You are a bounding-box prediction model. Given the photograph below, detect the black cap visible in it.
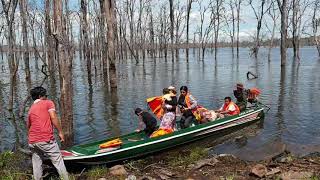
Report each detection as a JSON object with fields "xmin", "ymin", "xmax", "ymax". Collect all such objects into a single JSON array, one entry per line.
[{"xmin": 134, "ymin": 108, "xmax": 143, "ymax": 115}]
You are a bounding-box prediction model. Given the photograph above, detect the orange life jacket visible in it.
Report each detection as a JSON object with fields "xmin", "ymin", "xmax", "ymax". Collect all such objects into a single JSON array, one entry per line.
[
  {"xmin": 146, "ymin": 92, "xmax": 176, "ymax": 119},
  {"xmin": 248, "ymin": 88, "xmax": 261, "ymax": 100},
  {"xmin": 146, "ymin": 96, "xmax": 164, "ymax": 119},
  {"xmin": 185, "ymin": 93, "xmax": 203, "ymax": 120},
  {"xmin": 222, "ymin": 101, "xmax": 240, "ymax": 116}
]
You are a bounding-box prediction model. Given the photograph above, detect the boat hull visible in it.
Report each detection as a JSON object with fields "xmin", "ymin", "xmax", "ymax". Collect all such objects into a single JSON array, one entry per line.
[{"xmin": 64, "ymin": 107, "xmax": 264, "ymax": 165}]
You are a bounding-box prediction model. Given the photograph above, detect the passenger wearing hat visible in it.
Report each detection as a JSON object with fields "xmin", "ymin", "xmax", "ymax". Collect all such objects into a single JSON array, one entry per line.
[
  {"xmin": 233, "ymin": 83, "xmax": 248, "ymax": 111},
  {"xmin": 168, "ymin": 85, "xmax": 177, "ymax": 95},
  {"xmin": 134, "ymin": 108, "xmax": 157, "ymax": 137},
  {"xmin": 159, "ymin": 87, "xmax": 177, "ymax": 131}
]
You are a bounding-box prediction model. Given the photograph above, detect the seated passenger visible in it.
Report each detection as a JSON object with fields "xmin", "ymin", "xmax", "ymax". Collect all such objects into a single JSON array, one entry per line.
[
  {"xmin": 159, "ymin": 88, "xmax": 177, "ymax": 131},
  {"xmin": 134, "ymin": 108, "xmax": 157, "ymax": 137},
  {"xmin": 178, "ymin": 86, "xmax": 199, "ymax": 129},
  {"xmin": 216, "ymin": 97, "xmax": 240, "ymax": 118},
  {"xmin": 233, "ymin": 83, "xmax": 247, "ymax": 112},
  {"xmin": 198, "ymin": 108, "xmax": 218, "ymax": 123},
  {"xmin": 247, "ymin": 87, "xmax": 261, "ymax": 104}
]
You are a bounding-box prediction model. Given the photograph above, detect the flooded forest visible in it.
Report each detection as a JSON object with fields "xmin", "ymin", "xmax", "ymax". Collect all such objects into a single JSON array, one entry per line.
[{"xmin": 1, "ymin": 0, "xmax": 320, "ymax": 161}]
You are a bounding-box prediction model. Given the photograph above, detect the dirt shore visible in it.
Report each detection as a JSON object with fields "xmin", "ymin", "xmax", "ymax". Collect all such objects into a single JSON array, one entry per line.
[{"xmin": 1, "ymin": 146, "xmax": 319, "ymax": 180}]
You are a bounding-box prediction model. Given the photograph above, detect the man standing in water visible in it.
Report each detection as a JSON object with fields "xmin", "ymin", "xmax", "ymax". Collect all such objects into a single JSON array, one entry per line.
[{"xmin": 27, "ymin": 86, "xmax": 69, "ymax": 180}]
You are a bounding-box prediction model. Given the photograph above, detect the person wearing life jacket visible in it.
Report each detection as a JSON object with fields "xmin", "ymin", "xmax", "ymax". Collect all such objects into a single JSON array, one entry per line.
[
  {"xmin": 233, "ymin": 83, "xmax": 248, "ymax": 112},
  {"xmin": 247, "ymin": 87, "xmax": 261, "ymax": 104},
  {"xmin": 216, "ymin": 97, "xmax": 240, "ymax": 118},
  {"xmin": 178, "ymin": 86, "xmax": 199, "ymax": 129},
  {"xmin": 150, "ymin": 88, "xmax": 177, "ymax": 138},
  {"xmin": 159, "ymin": 87, "xmax": 177, "ymax": 131}
]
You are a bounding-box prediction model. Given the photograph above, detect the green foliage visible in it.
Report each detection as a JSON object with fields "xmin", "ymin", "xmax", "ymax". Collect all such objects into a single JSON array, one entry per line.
[
  {"xmin": 225, "ymin": 174, "xmax": 235, "ymax": 180},
  {"xmin": 86, "ymin": 166, "xmax": 108, "ymax": 179},
  {"xmin": 168, "ymin": 147, "xmax": 208, "ymax": 167},
  {"xmin": 309, "ymin": 175, "xmax": 320, "ymax": 180},
  {"xmin": 0, "ymin": 151, "xmax": 32, "ymax": 180},
  {"xmin": 0, "ymin": 151, "xmax": 14, "ymax": 168}
]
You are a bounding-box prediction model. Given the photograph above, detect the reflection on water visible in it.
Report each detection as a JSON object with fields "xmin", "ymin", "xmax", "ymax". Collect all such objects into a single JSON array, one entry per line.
[{"xmin": 1, "ymin": 47, "xmax": 320, "ymax": 160}]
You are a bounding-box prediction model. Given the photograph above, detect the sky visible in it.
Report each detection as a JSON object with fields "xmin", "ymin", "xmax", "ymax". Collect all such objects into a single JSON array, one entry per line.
[
  {"xmin": 66, "ymin": 0, "xmax": 274, "ymax": 42},
  {"xmin": 0, "ymin": 0, "xmax": 316, "ymax": 45}
]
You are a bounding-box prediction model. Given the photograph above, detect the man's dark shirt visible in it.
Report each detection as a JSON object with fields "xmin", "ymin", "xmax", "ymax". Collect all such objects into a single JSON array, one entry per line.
[
  {"xmin": 141, "ymin": 111, "xmax": 157, "ymax": 131},
  {"xmin": 233, "ymin": 89, "xmax": 247, "ymax": 103}
]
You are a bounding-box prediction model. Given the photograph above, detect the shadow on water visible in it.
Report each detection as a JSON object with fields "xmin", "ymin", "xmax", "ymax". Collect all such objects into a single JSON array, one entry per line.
[
  {"xmin": 86, "ymin": 85, "xmax": 96, "ymax": 137},
  {"xmin": 102, "ymin": 82, "xmax": 121, "ymax": 137}
]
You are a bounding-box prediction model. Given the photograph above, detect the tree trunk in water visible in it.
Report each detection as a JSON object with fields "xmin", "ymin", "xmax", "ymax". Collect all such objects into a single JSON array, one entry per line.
[
  {"xmin": 81, "ymin": 0, "xmax": 92, "ymax": 85},
  {"xmin": 312, "ymin": 1, "xmax": 320, "ymax": 57},
  {"xmin": 169, "ymin": 0, "xmax": 174, "ymax": 61},
  {"xmin": 45, "ymin": 0, "xmax": 55, "ymax": 74},
  {"xmin": 279, "ymin": 0, "xmax": 288, "ymax": 66},
  {"xmin": 19, "ymin": 0, "xmax": 31, "ymax": 90},
  {"xmin": 292, "ymin": 0, "xmax": 300, "ymax": 61},
  {"xmin": 236, "ymin": 0, "xmax": 241, "ymax": 58},
  {"xmin": 53, "ymin": 0, "xmax": 74, "ymax": 148},
  {"xmin": 105, "ymin": 0, "xmax": 117, "ymax": 88},
  {"xmin": 1, "ymin": 0, "xmax": 19, "ymax": 111},
  {"xmin": 186, "ymin": 0, "xmax": 192, "ymax": 62},
  {"xmin": 268, "ymin": 19, "xmax": 276, "ymax": 61},
  {"xmin": 99, "ymin": 0, "xmax": 107, "ymax": 73},
  {"xmin": 214, "ymin": 0, "xmax": 222, "ymax": 60}
]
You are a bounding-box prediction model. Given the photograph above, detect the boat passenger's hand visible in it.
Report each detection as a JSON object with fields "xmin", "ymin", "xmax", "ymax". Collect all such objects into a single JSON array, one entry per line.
[
  {"xmin": 59, "ymin": 132, "xmax": 65, "ymax": 143},
  {"xmin": 135, "ymin": 129, "xmax": 141, "ymax": 133}
]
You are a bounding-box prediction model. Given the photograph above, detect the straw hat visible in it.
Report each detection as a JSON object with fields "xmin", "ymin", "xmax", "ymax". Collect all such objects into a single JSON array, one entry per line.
[
  {"xmin": 236, "ymin": 83, "xmax": 244, "ymax": 89},
  {"xmin": 168, "ymin": 86, "xmax": 176, "ymax": 90}
]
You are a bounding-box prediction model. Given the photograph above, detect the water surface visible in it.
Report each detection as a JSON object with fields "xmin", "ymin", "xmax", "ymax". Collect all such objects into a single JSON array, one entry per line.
[{"xmin": 1, "ymin": 47, "xmax": 319, "ymax": 160}]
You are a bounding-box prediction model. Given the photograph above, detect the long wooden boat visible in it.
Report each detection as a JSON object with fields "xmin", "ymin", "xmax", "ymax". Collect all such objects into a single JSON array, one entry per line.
[{"xmin": 62, "ymin": 105, "xmax": 265, "ymax": 165}]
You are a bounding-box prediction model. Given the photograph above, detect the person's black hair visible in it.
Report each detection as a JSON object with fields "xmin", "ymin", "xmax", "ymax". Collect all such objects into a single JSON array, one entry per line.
[
  {"xmin": 134, "ymin": 108, "xmax": 143, "ymax": 115},
  {"xmin": 224, "ymin": 96, "xmax": 232, "ymax": 101},
  {"xmin": 163, "ymin": 88, "xmax": 170, "ymax": 95},
  {"xmin": 180, "ymin": 86, "xmax": 188, "ymax": 92},
  {"xmin": 30, "ymin": 86, "xmax": 47, "ymax": 100}
]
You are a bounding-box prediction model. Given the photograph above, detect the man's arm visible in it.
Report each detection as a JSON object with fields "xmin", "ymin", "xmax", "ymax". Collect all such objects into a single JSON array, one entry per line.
[
  {"xmin": 188, "ymin": 95, "xmax": 198, "ymax": 109},
  {"xmin": 136, "ymin": 115, "xmax": 144, "ymax": 132},
  {"xmin": 49, "ymin": 111, "xmax": 65, "ymax": 142}
]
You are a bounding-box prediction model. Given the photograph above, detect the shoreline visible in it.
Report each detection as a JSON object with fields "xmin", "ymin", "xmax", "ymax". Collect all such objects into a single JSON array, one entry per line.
[
  {"xmin": 1, "ymin": 122, "xmax": 319, "ymax": 179},
  {"xmin": 1, "ymin": 147, "xmax": 319, "ymax": 179}
]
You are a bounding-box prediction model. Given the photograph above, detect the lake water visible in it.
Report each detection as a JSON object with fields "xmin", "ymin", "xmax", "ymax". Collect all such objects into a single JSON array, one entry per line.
[{"xmin": 1, "ymin": 47, "xmax": 320, "ymax": 160}]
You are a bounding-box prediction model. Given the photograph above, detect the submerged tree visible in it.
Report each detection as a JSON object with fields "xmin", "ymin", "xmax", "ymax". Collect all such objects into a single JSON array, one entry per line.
[
  {"xmin": 249, "ymin": 0, "xmax": 270, "ymax": 58},
  {"xmin": 277, "ymin": 0, "xmax": 288, "ymax": 66},
  {"xmin": 312, "ymin": 0, "xmax": 320, "ymax": 57},
  {"xmin": 19, "ymin": 0, "xmax": 31, "ymax": 90},
  {"xmin": 266, "ymin": 1, "xmax": 279, "ymax": 61},
  {"xmin": 53, "ymin": 0, "xmax": 74, "ymax": 147},
  {"xmin": 80, "ymin": 0, "xmax": 92, "ymax": 85},
  {"xmin": 1, "ymin": 0, "xmax": 19, "ymax": 111},
  {"xmin": 104, "ymin": 0, "xmax": 117, "ymax": 88},
  {"xmin": 290, "ymin": 0, "xmax": 310, "ymax": 61},
  {"xmin": 186, "ymin": 0, "xmax": 194, "ymax": 61}
]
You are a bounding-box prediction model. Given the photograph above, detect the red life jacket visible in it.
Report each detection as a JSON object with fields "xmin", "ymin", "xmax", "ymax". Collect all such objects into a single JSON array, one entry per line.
[
  {"xmin": 146, "ymin": 96, "xmax": 164, "ymax": 119},
  {"xmin": 222, "ymin": 101, "xmax": 240, "ymax": 116}
]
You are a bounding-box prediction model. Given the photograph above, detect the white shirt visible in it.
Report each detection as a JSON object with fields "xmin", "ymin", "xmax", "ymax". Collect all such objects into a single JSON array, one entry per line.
[{"xmin": 220, "ymin": 103, "xmax": 236, "ymax": 111}]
